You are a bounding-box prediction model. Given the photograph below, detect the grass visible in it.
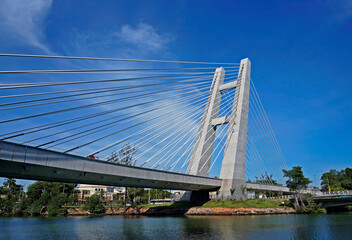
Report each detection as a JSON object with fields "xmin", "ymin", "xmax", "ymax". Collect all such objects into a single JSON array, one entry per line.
[
  {"xmin": 65, "ymin": 199, "xmax": 290, "ymax": 210},
  {"xmin": 201, "ymin": 199, "xmax": 288, "ymax": 208},
  {"xmin": 139, "ymin": 201, "xmax": 201, "ymax": 209},
  {"xmin": 138, "ymin": 199, "xmax": 290, "ymax": 209}
]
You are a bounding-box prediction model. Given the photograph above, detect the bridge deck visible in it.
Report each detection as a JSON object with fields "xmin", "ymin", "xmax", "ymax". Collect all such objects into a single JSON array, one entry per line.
[
  {"xmin": 0, "ymin": 141, "xmax": 222, "ymax": 191},
  {"xmin": 0, "ymin": 140, "xmax": 291, "ymax": 193}
]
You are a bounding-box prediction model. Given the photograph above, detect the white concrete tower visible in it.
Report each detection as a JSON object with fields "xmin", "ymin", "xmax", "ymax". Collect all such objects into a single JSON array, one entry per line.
[
  {"xmin": 219, "ymin": 58, "xmax": 251, "ymax": 199},
  {"xmin": 186, "ymin": 67, "xmax": 225, "ymax": 176}
]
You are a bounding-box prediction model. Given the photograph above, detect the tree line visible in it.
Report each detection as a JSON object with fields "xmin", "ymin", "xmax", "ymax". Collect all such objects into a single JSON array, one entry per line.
[
  {"xmin": 283, "ymin": 166, "xmax": 352, "ymax": 213},
  {"xmin": 320, "ymin": 168, "xmax": 352, "ymax": 191},
  {"xmin": 0, "ymin": 178, "xmax": 171, "ymax": 216}
]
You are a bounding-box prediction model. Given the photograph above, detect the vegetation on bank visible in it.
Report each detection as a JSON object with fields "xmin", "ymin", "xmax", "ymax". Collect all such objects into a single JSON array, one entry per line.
[
  {"xmin": 0, "ymin": 178, "xmax": 171, "ymax": 216},
  {"xmin": 283, "ymin": 166, "xmax": 327, "ymax": 214},
  {"xmin": 0, "ymin": 179, "xmax": 76, "ymax": 216},
  {"xmin": 201, "ymin": 199, "xmax": 290, "ymax": 209},
  {"xmin": 321, "ymin": 168, "xmax": 352, "ymax": 191},
  {"xmin": 1, "ymin": 165, "xmax": 351, "ymax": 216},
  {"xmin": 128, "ymin": 199, "xmax": 291, "ymax": 210}
]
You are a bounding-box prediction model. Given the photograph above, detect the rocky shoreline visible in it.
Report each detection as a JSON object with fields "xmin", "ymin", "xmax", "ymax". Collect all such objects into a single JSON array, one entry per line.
[{"xmin": 66, "ymin": 207, "xmax": 296, "ymax": 216}]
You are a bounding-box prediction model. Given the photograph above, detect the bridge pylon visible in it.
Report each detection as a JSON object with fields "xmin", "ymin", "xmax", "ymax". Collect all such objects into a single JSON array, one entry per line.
[
  {"xmin": 219, "ymin": 58, "xmax": 251, "ymax": 199},
  {"xmin": 185, "ymin": 58, "xmax": 251, "ymax": 200},
  {"xmin": 186, "ymin": 67, "xmax": 225, "ymax": 176}
]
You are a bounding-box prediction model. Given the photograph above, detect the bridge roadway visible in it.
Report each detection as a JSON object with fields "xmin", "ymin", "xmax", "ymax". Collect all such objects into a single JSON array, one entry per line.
[{"xmin": 0, "ymin": 141, "xmax": 289, "ymax": 193}]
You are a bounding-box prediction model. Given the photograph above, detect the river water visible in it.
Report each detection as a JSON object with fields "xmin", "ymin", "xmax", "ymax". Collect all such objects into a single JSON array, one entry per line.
[{"xmin": 0, "ymin": 213, "xmax": 351, "ymax": 240}]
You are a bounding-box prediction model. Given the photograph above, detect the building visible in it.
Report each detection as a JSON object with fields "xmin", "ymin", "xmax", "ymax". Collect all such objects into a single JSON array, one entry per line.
[{"xmin": 76, "ymin": 184, "xmax": 125, "ymax": 201}]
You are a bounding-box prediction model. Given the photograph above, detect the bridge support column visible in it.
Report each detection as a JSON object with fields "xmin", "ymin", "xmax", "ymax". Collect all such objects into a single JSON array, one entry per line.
[
  {"xmin": 219, "ymin": 58, "xmax": 251, "ymax": 200},
  {"xmin": 180, "ymin": 67, "xmax": 224, "ymax": 201},
  {"xmin": 186, "ymin": 67, "xmax": 225, "ymax": 176}
]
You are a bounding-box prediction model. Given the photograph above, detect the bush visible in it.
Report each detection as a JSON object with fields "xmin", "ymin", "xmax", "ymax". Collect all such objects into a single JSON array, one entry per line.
[
  {"xmin": 0, "ymin": 196, "xmax": 16, "ymax": 214},
  {"xmin": 85, "ymin": 193, "xmax": 106, "ymax": 214},
  {"xmin": 297, "ymin": 206, "xmax": 326, "ymax": 214},
  {"xmin": 24, "ymin": 191, "xmax": 51, "ymax": 215},
  {"xmin": 47, "ymin": 193, "xmax": 68, "ymax": 216},
  {"xmin": 68, "ymin": 194, "xmax": 79, "ymax": 205}
]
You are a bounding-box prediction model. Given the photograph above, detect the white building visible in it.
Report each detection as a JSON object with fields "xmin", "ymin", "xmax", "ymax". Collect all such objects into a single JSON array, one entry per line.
[{"xmin": 76, "ymin": 184, "xmax": 125, "ymax": 201}]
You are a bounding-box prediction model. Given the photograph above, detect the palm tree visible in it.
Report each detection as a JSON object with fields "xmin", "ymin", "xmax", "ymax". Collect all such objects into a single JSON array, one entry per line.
[{"xmin": 3, "ymin": 178, "xmax": 16, "ymax": 191}]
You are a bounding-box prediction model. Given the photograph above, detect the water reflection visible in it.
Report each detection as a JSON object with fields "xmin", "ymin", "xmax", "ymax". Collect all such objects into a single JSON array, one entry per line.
[{"xmin": 0, "ymin": 213, "xmax": 351, "ymax": 240}]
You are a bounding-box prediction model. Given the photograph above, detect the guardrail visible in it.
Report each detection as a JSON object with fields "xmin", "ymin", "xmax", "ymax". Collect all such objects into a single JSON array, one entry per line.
[{"xmin": 320, "ymin": 190, "xmax": 352, "ymax": 196}]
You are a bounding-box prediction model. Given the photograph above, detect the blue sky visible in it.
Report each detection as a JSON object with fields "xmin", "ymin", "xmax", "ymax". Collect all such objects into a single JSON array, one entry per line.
[{"xmin": 0, "ymin": 0, "xmax": 351, "ymax": 187}]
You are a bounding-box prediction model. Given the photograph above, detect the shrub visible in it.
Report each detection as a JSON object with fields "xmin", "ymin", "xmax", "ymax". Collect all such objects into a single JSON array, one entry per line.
[
  {"xmin": 24, "ymin": 191, "xmax": 51, "ymax": 215},
  {"xmin": 85, "ymin": 193, "xmax": 106, "ymax": 214},
  {"xmin": 47, "ymin": 193, "xmax": 68, "ymax": 216},
  {"xmin": 0, "ymin": 196, "xmax": 16, "ymax": 214}
]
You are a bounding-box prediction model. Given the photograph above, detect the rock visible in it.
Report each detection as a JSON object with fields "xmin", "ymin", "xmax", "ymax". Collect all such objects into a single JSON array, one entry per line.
[{"xmin": 185, "ymin": 207, "xmax": 296, "ymax": 215}]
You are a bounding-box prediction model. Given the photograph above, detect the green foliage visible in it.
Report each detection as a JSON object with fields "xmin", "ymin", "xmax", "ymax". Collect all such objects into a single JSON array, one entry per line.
[
  {"xmin": 125, "ymin": 188, "xmax": 171, "ymax": 205},
  {"xmin": 283, "ymin": 166, "xmax": 311, "ymax": 191},
  {"xmin": 0, "ymin": 195, "xmax": 16, "ymax": 214},
  {"xmin": 0, "ymin": 180, "xmax": 78, "ymax": 216},
  {"xmin": 24, "ymin": 191, "xmax": 51, "ymax": 215},
  {"xmin": 27, "ymin": 181, "xmax": 76, "ymax": 198},
  {"xmin": 47, "ymin": 193, "xmax": 68, "ymax": 216},
  {"xmin": 2, "ymin": 178, "xmax": 24, "ymax": 196},
  {"xmin": 68, "ymin": 194, "xmax": 79, "ymax": 204},
  {"xmin": 140, "ymin": 201, "xmax": 200, "ymax": 209},
  {"xmin": 85, "ymin": 193, "xmax": 106, "ymax": 214},
  {"xmin": 202, "ymin": 199, "xmax": 287, "ymax": 208},
  {"xmin": 340, "ymin": 168, "xmax": 352, "ymax": 190},
  {"xmin": 297, "ymin": 206, "xmax": 327, "ymax": 214},
  {"xmin": 321, "ymin": 168, "xmax": 352, "ymax": 191}
]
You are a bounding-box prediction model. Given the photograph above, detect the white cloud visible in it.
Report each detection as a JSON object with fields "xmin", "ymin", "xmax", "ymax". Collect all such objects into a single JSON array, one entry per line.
[
  {"xmin": 0, "ymin": 0, "xmax": 52, "ymax": 53},
  {"xmin": 116, "ymin": 23, "xmax": 172, "ymax": 52},
  {"xmin": 327, "ymin": 0, "xmax": 352, "ymax": 20}
]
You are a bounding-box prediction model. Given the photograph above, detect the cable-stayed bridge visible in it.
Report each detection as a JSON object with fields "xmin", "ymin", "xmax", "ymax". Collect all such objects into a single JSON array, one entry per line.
[{"xmin": 0, "ymin": 54, "xmax": 289, "ymax": 200}]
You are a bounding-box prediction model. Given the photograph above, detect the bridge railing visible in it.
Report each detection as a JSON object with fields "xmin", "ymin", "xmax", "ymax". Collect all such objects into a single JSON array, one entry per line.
[{"xmin": 320, "ymin": 190, "xmax": 352, "ymax": 196}]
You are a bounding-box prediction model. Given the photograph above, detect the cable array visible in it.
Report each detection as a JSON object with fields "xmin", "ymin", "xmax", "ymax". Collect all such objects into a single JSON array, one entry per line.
[
  {"xmin": 0, "ymin": 53, "xmax": 287, "ymax": 183},
  {"xmin": 0, "ymin": 53, "xmax": 237, "ymax": 173},
  {"xmin": 245, "ymin": 80, "xmax": 288, "ymax": 185}
]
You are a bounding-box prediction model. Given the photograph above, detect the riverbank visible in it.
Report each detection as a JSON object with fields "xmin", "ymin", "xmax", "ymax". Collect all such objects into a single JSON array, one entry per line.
[
  {"xmin": 65, "ymin": 199, "xmax": 295, "ymax": 216},
  {"xmin": 1, "ymin": 199, "xmax": 297, "ymax": 216},
  {"xmin": 102, "ymin": 206, "xmax": 296, "ymax": 216}
]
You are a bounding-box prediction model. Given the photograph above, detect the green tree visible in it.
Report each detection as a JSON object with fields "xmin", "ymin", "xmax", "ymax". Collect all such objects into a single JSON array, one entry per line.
[
  {"xmin": 85, "ymin": 193, "xmax": 105, "ymax": 214},
  {"xmin": 3, "ymin": 178, "xmax": 16, "ymax": 191},
  {"xmin": 283, "ymin": 166, "xmax": 311, "ymax": 209},
  {"xmin": 3, "ymin": 178, "xmax": 23, "ymax": 196},
  {"xmin": 47, "ymin": 193, "xmax": 68, "ymax": 216},
  {"xmin": 24, "ymin": 191, "xmax": 51, "ymax": 215},
  {"xmin": 340, "ymin": 168, "xmax": 352, "ymax": 190},
  {"xmin": 0, "ymin": 195, "xmax": 16, "ymax": 214},
  {"xmin": 68, "ymin": 194, "xmax": 79, "ymax": 205},
  {"xmin": 108, "ymin": 143, "xmax": 137, "ymax": 212},
  {"xmin": 24, "ymin": 181, "xmax": 76, "ymax": 215},
  {"xmin": 321, "ymin": 169, "xmax": 345, "ymax": 191},
  {"xmin": 320, "ymin": 168, "xmax": 352, "ymax": 191}
]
